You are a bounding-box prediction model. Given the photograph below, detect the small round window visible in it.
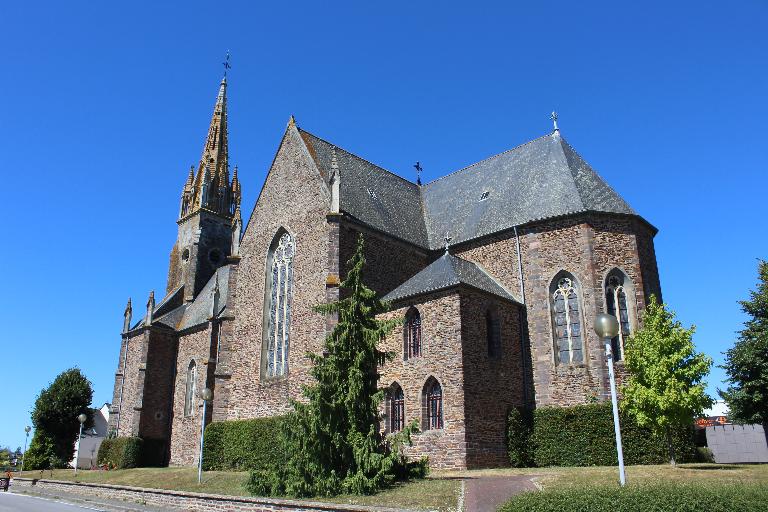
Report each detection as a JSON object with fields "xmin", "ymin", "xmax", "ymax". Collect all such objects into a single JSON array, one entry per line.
[{"xmin": 208, "ymin": 248, "xmax": 223, "ymax": 266}]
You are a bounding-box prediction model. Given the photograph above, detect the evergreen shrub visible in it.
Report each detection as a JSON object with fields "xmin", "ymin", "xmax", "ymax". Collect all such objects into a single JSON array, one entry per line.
[
  {"xmin": 499, "ymin": 483, "xmax": 768, "ymax": 512},
  {"xmin": 202, "ymin": 417, "xmax": 286, "ymax": 471},
  {"xmin": 508, "ymin": 403, "xmax": 696, "ymax": 467},
  {"xmin": 97, "ymin": 437, "xmax": 143, "ymax": 469}
]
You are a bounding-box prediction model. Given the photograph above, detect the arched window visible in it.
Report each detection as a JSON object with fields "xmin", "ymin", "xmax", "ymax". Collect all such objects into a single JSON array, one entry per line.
[
  {"xmin": 550, "ymin": 272, "xmax": 583, "ymax": 365},
  {"xmin": 264, "ymin": 231, "xmax": 296, "ymax": 378},
  {"xmin": 423, "ymin": 378, "xmax": 443, "ymax": 430},
  {"xmin": 605, "ymin": 270, "xmax": 632, "ymax": 361},
  {"xmin": 389, "ymin": 383, "xmax": 405, "ymax": 433},
  {"xmin": 404, "ymin": 307, "xmax": 422, "ymax": 360},
  {"xmin": 486, "ymin": 309, "xmax": 501, "ymax": 358},
  {"xmin": 184, "ymin": 360, "xmax": 197, "ymax": 417}
]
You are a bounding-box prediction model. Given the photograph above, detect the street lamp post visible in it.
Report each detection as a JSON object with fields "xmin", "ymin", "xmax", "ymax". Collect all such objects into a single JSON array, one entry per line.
[
  {"xmin": 20, "ymin": 426, "xmax": 31, "ymax": 473},
  {"xmin": 594, "ymin": 313, "xmax": 626, "ymax": 487},
  {"xmin": 197, "ymin": 388, "xmax": 213, "ymax": 485},
  {"xmin": 74, "ymin": 414, "xmax": 87, "ymax": 476}
]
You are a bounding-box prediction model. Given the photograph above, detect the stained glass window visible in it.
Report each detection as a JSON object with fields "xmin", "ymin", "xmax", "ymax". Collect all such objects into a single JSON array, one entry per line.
[
  {"xmin": 266, "ymin": 232, "xmax": 295, "ymax": 377},
  {"xmin": 551, "ymin": 274, "xmax": 583, "ymax": 364},
  {"xmin": 404, "ymin": 307, "xmax": 422, "ymax": 359},
  {"xmin": 389, "ymin": 384, "xmax": 405, "ymax": 433},
  {"xmin": 425, "ymin": 379, "xmax": 443, "ymax": 430},
  {"xmin": 605, "ymin": 272, "xmax": 632, "ymax": 361},
  {"xmin": 487, "ymin": 310, "xmax": 501, "ymax": 358},
  {"xmin": 184, "ymin": 360, "xmax": 197, "ymax": 416}
]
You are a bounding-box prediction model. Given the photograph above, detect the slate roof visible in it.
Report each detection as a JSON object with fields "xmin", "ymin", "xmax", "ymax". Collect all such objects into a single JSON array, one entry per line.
[
  {"xmin": 299, "ymin": 127, "xmax": 639, "ymax": 250},
  {"xmin": 299, "ymin": 129, "xmax": 429, "ymax": 248},
  {"xmin": 131, "ymin": 266, "xmax": 231, "ymax": 332},
  {"xmin": 384, "ymin": 252, "xmax": 520, "ymax": 304}
]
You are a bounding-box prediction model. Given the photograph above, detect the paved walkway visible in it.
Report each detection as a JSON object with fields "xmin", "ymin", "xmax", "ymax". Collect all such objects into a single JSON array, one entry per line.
[{"xmin": 462, "ymin": 475, "xmax": 537, "ymax": 512}]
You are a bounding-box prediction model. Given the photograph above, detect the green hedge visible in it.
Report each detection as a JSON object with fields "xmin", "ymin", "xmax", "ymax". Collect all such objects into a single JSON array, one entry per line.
[
  {"xmin": 499, "ymin": 483, "xmax": 768, "ymax": 512},
  {"xmin": 202, "ymin": 417, "xmax": 286, "ymax": 471},
  {"xmin": 508, "ymin": 403, "xmax": 696, "ymax": 467},
  {"xmin": 97, "ymin": 437, "xmax": 143, "ymax": 469}
]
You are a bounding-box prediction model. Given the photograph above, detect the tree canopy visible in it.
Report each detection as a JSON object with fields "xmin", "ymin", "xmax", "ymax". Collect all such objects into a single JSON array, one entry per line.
[
  {"xmin": 621, "ymin": 295, "xmax": 712, "ymax": 464},
  {"xmin": 248, "ymin": 234, "xmax": 425, "ymax": 497},
  {"xmin": 24, "ymin": 368, "xmax": 93, "ymax": 470},
  {"xmin": 720, "ymin": 260, "xmax": 768, "ymax": 425}
]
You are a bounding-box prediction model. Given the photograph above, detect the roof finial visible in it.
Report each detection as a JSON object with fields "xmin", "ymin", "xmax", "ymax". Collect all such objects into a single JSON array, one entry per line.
[
  {"xmin": 550, "ymin": 111, "xmax": 559, "ymax": 132},
  {"xmin": 444, "ymin": 233, "xmax": 453, "ymax": 254},
  {"xmin": 414, "ymin": 161, "xmax": 423, "ymax": 186},
  {"xmin": 222, "ymin": 50, "xmax": 231, "ymax": 80}
]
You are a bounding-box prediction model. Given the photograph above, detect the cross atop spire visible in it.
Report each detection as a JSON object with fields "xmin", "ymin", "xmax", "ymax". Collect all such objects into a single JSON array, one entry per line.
[
  {"xmin": 550, "ymin": 111, "xmax": 559, "ymax": 132},
  {"xmin": 444, "ymin": 233, "xmax": 453, "ymax": 254},
  {"xmin": 222, "ymin": 50, "xmax": 231, "ymax": 80},
  {"xmin": 414, "ymin": 161, "xmax": 423, "ymax": 186}
]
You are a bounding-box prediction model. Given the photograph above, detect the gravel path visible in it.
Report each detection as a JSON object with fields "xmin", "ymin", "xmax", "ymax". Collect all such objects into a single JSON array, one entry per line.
[{"xmin": 462, "ymin": 475, "xmax": 536, "ymax": 512}]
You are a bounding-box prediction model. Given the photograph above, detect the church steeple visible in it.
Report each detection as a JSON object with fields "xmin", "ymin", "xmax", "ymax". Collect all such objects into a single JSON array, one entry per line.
[
  {"xmin": 167, "ymin": 73, "xmax": 243, "ymax": 299},
  {"xmin": 179, "ymin": 78, "xmax": 239, "ymax": 220}
]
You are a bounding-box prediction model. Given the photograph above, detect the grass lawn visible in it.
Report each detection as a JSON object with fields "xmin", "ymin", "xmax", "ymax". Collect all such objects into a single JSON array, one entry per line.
[
  {"xmin": 17, "ymin": 467, "xmax": 461, "ymax": 511},
  {"xmin": 436, "ymin": 462, "xmax": 768, "ymax": 490},
  {"xmin": 17, "ymin": 464, "xmax": 767, "ymax": 511}
]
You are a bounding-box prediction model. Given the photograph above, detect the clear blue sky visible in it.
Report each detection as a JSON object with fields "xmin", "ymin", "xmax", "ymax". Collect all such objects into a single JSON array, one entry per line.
[{"xmin": 1, "ymin": 1, "xmax": 766, "ymax": 450}]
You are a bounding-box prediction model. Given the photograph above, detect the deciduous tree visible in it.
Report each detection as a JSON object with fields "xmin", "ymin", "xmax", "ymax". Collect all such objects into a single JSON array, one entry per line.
[
  {"xmin": 621, "ymin": 296, "xmax": 713, "ymax": 465},
  {"xmin": 25, "ymin": 368, "xmax": 93, "ymax": 469}
]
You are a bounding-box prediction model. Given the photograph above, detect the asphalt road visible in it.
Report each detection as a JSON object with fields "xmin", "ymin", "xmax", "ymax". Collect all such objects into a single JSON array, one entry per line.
[{"xmin": 0, "ymin": 492, "xmax": 108, "ymax": 511}]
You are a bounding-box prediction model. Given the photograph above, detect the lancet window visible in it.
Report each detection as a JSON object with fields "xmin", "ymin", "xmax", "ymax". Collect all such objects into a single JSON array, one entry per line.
[
  {"xmin": 389, "ymin": 383, "xmax": 405, "ymax": 433},
  {"xmin": 605, "ymin": 270, "xmax": 632, "ymax": 361},
  {"xmin": 551, "ymin": 273, "xmax": 584, "ymax": 365},
  {"xmin": 265, "ymin": 232, "xmax": 296, "ymax": 378},
  {"xmin": 486, "ymin": 309, "xmax": 501, "ymax": 358},
  {"xmin": 404, "ymin": 307, "xmax": 422, "ymax": 359},
  {"xmin": 424, "ymin": 378, "xmax": 443, "ymax": 430}
]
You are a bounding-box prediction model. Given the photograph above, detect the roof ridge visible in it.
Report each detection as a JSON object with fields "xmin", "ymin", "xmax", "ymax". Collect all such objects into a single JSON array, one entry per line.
[
  {"xmin": 297, "ymin": 127, "xmax": 419, "ymax": 188},
  {"xmin": 423, "ymin": 132, "xmax": 554, "ymax": 187}
]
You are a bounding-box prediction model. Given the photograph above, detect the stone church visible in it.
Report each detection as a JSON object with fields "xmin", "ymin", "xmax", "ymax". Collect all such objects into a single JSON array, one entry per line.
[{"xmin": 109, "ymin": 75, "xmax": 661, "ymax": 470}]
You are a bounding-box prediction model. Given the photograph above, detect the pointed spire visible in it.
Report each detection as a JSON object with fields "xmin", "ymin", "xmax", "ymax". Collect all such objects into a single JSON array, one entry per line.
[
  {"xmin": 329, "ymin": 147, "xmax": 340, "ymax": 214},
  {"xmin": 123, "ymin": 298, "xmax": 133, "ymax": 334},
  {"xmin": 231, "ymin": 205, "xmax": 242, "ymax": 256},
  {"xmin": 188, "ymin": 77, "xmax": 232, "ymax": 217},
  {"xmin": 145, "ymin": 291, "xmax": 155, "ymax": 326},
  {"xmin": 185, "ymin": 166, "xmax": 194, "ymax": 189},
  {"xmin": 210, "ymin": 272, "xmax": 221, "ymax": 319}
]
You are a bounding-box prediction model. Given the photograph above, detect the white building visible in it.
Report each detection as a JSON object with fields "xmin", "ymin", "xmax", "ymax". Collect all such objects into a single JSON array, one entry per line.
[{"xmin": 71, "ymin": 403, "xmax": 110, "ymax": 469}]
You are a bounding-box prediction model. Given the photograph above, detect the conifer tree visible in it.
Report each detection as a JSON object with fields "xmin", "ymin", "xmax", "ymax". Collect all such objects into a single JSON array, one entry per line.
[
  {"xmin": 720, "ymin": 260, "xmax": 768, "ymax": 430},
  {"xmin": 249, "ymin": 234, "xmax": 423, "ymax": 497},
  {"xmin": 621, "ymin": 296, "xmax": 713, "ymax": 465}
]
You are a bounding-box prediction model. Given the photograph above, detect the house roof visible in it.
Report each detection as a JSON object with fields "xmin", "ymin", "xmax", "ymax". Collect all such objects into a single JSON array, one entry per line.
[
  {"xmin": 384, "ymin": 252, "xmax": 520, "ymax": 304},
  {"xmin": 299, "ymin": 127, "xmax": 640, "ymax": 250}
]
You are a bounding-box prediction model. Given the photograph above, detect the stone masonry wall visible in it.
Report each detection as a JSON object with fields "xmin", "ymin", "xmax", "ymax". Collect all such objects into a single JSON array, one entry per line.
[
  {"xmin": 459, "ymin": 289, "xmax": 524, "ymax": 468},
  {"xmin": 112, "ymin": 330, "xmax": 148, "ymax": 438},
  {"xmin": 139, "ymin": 329, "xmax": 177, "ymax": 443},
  {"xmin": 379, "ymin": 291, "xmax": 467, "ymax": 470},
  {"xmin": 339, "ymin": 223, "xmax": 430, "ymax": 298},
  {"xmin": 455, "ymin": 213, "xmax": 660, "ymax": 407},
  {"xmin": 169, "ymin": 324, "xmax": 215, "ymax": 466},
  {"xmin": 225, "ymin": 124, "xmax": 331, "ymax": 420},
  {"xmin": 14, "ymin": 479, "xmax": 409, "ymax": 512}
]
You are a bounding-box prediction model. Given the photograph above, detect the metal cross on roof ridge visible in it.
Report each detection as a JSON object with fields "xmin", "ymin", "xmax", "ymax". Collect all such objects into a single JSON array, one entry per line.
[
  {"xmin": 550, "ymin": 111, "xmax": 559, "ymax": 131},
  {"xmin": 414, "ymin": 161, "xmax": 423, "ymax": 185},
  {"xmin": 444, "ymin": 233, "xmax": 453, "ymax": 253}
]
